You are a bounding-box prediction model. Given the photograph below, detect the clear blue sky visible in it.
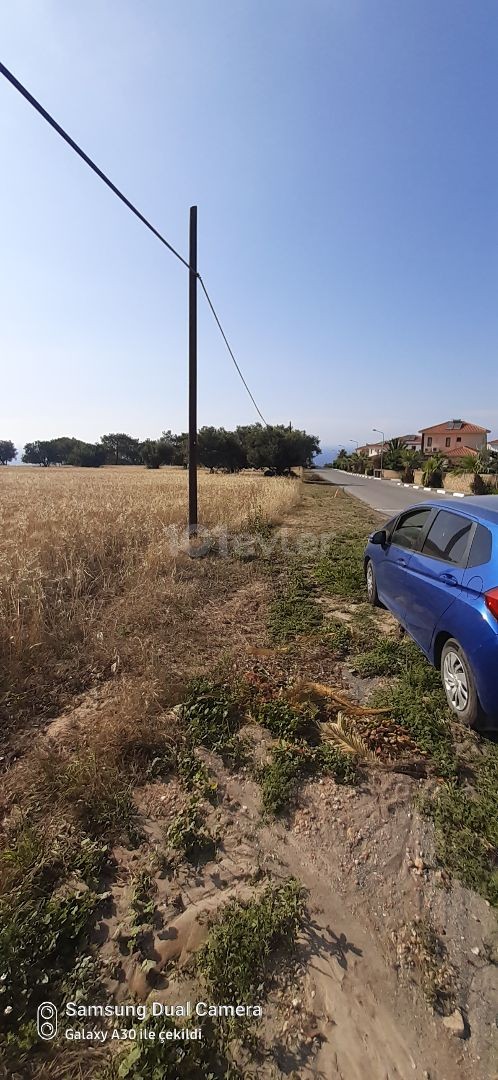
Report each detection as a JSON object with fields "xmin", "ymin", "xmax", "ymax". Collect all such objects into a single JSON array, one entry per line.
[{"xmin": 1, "ymin": 0, "xmax": 497, "ymax": 455}]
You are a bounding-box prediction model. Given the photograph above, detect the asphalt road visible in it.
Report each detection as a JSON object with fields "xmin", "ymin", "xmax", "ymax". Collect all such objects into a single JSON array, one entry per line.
[{"xmin": 316, "ymin": 469, "xmax": 464, "ymax": 517}]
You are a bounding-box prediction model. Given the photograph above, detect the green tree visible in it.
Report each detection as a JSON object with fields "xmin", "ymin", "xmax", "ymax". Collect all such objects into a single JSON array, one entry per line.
[
  {"xmin": 349, "ymin": 450, "xmax": 368, "ymax": 474},
  {"xmin": 0, "ymin": 440, "xmax": 17, "ymax": 465},
  {"xmin": 198, "ymin": 427, "xmax": 247, "ymax": 472},
  {"xmin": 140, "ymin": 439, "xmax": 162, "ymax": 469},
  {"xmin": 22, "ymin": 441, "xmax": 58, "ymax": 466},
  {"xmin": 383, "ymin": 438, "xmax": 407, "ymax": 471},
  {"xmin": 100, "ymin": 433, "xmax": 141, "ymax": 465},
  {"xmin": 422, "ymin": 452, "xmax": 447, "ymax": 488},
  {"xmin": 237, "ymin": 424, "xmax": 319, "ymax": 474},
  {"xmin": 67, "ymin": 442, "xmax": 107, "ymax": 467},
  {"xmin": 400, "ymin": 448, "xmax": 422, "ymax": 483},
  {"xmin": 333, "ymin": 449, "xmax": 350, "ymax": 470},
  {"xmin": 162, "ymin": 431, "xmax": 188, "ymax": 467},
  {"xmin": 139, "ymin": 437, "xmax": 176, "ymax": 469},
  {"xmin": 49, "ymin": 437, "xmax": 81, "ymax": 464}
]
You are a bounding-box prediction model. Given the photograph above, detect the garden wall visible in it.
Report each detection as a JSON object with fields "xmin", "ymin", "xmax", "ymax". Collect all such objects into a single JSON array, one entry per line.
[
  {"xmin": 411, "ymin": 470, "xmax": 496, "ymax": 494},
  {"xmin": 444, "ymin": 472, "xmax": 497, "ymax": 494}
]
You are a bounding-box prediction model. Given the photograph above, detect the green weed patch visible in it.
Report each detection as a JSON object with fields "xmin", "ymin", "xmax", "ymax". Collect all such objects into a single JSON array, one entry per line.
[
  {"xmin": 0, "ymin": 823, "xmax": 106, "ymax": 1037},
  {"xmin": 260, "ymin": 740, "xmax": 357, "ymax": 815},
  {"xmin": 369, "ymin": 650, "xmax": 457, "ymax": 777},
  {"xmin": 182, "ymin": 679, "xmax": 244, "ymax": 754},
  {"xmin": 268, "ymin": 570, "xmax": 323, "ymax": 642},
  {"xmin": 315, "ymin": 535, "xmax": 366, "ymax": 600},
  {"xmin": 166, "ymin": 799, "xmax": 216, "ymax": 864},
  {"xmin": 353, "ymin": 636, "xmax": 414, "ymax": 677},
  {"xmin": 114, "ymin": 1014, "xmax": 241, "ymax": 1080},
  {"xmin": 197, "ymin": 880, "xmax": 305, "ymax": 999},
  {"xmin": 420, "ymin": 743, "xmax": 498, "ymax": 906}
]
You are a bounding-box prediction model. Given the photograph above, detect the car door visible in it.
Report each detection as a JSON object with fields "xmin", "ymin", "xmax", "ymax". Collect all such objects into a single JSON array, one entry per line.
[
  {"xmin": 403, "ymin": 509, "xmax": 474, "ymax": 653},
  {"xmin": 375, "ymin": 506, "xmax": 434, "ymax": 624}
]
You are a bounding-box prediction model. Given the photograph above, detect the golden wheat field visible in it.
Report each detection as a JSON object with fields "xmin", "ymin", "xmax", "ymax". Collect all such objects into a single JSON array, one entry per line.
[{"xmin": 0, "ymin": 466, "xmax": 299, "ymax": 736}]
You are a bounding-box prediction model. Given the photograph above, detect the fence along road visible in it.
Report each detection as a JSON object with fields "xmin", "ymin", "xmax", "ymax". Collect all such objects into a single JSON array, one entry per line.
[{"xmin": 316, "ymin": 469, "xmax": 465, "ymax": 516}]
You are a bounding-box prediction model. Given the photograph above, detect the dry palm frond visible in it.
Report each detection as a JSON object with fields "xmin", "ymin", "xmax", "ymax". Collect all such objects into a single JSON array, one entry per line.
[
  {"xmin": 321, "ymin": 712, "xmax": 379, "ymax": 763},
  {"xmin": 287, "ymin": 680, "xmax": 390, "ymax": 716}
]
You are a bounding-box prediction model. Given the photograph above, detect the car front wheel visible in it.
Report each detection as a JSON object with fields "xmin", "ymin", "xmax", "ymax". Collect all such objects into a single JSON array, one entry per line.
[
  {"xmin": 365, "ymin": 559, "xmax": 379, "ymax": 607},
  {"xmin": 441, "ymin": 639, "xmax": 480, "ymax": 727}
]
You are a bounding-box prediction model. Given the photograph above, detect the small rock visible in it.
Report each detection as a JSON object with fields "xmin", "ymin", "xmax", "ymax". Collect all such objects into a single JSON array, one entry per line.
[
  {"xmin": 471, "ymin": 946, "xmax": 480, "ymax": 956},
  {"xmin": 442, "ymin": 1008, "xmax": 466, "ymax": 1039}
]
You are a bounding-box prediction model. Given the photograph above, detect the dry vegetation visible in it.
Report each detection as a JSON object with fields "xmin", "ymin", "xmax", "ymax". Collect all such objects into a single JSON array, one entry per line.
[
  {"xmin": 1, "ymin": 471, "xmax": 496, "ymax": 1080},
  {"xmin": 0, "ymin": 465, "xmax": 299, "ymax": 742}
]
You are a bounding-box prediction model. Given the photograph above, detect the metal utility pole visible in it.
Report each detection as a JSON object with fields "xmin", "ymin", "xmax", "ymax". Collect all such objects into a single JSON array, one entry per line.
[
  {"xmin": 188, "ymin": 206, "xmax": 198, "ymax": 535},
  {"xmin": 373, "ymin": 427, "xmax": 385, "ymax": 477}
]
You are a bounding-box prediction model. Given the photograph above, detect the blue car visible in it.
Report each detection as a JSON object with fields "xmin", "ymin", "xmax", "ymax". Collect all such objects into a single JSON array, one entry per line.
[{"xmin": 364, "ymin": 496, "xmax": 498, "ymax": 727}]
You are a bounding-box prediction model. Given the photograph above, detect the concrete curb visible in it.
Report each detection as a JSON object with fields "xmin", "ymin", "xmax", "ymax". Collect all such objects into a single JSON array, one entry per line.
[{"xmin": 395, "ymin": 480, "xmax": 467, "ymax": 497}]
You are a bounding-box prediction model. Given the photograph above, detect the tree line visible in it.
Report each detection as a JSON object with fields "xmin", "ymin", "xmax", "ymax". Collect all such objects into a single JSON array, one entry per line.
[{"xmin": 0, "ymin": 426, "xmax": 320, "ymax": 475}]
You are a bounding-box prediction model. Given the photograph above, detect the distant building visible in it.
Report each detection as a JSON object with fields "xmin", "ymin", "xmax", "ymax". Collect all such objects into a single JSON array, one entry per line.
[
  {"xmin": 489, "ymin": 438, "xmax": 498, "ymax": 455},
  {"xmin": 419, "ymin": 420, "xmax": 489, "ymax": 458},
  {"xmin": 397, "ymin": 434, "xmax": 422, "ymax": 452},
  {"xmin": 357, "ymin": 442, "xmax": 384, "ymax": 458},
  {"xmin": 356, "ymin": 434, "xmax": 420, "ymax": 459}
]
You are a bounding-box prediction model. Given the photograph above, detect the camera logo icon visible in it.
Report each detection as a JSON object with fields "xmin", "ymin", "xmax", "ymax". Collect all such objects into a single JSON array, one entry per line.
[{"xmin": 37, "ymin": 1001, "xmax": 58, "ymax": 1040}]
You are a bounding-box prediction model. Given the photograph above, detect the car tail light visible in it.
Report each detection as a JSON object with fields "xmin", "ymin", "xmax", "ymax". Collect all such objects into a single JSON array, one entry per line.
[{"xmin": 484, "ymin": 587, "xmax": 498, "ymax": 621}]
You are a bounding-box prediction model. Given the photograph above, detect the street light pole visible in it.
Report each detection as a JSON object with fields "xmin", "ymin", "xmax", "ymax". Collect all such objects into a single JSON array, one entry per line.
[
  {"xmin": 373, "ymin": 428, "xmax": 385, "ymax": 477},
  {"xmin": 349, "ymin": 439, "xmax": 359, "ymax": 450}
]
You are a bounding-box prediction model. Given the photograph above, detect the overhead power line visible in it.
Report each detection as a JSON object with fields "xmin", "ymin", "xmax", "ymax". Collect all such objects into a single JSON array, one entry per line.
[
  {"xmin": 198, "ymin": 276, "xmax": 268, "ymax": 424},
  {"xmin": 0, "ymin": 62, "xmax": 189, "ymax": 270},
  {"xmin": 0, "ymin": 60, "xmax": 269, "ymax": 426}
]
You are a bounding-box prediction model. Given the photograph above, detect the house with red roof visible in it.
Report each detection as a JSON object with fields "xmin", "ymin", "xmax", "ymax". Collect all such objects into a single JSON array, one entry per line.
[{"xmin": 419, "ymin": 419, "xmax": 489, "ymax": 461}]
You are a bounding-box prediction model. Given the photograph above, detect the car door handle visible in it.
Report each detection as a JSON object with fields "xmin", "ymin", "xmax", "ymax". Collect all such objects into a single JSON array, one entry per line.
[
  {"xmin": 439, "ymin": 572, "xmax": 458, "ymax": 586},
  {"xmin": 396, "ymin": 558, "xmax": 408, "ymax": 567}
]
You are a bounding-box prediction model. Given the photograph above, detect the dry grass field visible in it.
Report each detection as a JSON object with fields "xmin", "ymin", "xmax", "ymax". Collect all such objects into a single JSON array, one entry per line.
[{"xmin": 0, "ymin": 465, "xmax": 299, "ymax": 741}]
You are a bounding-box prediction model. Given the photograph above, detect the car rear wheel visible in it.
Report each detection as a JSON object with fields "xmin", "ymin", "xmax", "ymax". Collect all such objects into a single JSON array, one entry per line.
[
  {"xmin": 365, "ymin": 559, "xmax": 379, "ymax": 606},
  {"xmin": 441, "ymin": 639, "xmax": 480, "ymax": 727}
]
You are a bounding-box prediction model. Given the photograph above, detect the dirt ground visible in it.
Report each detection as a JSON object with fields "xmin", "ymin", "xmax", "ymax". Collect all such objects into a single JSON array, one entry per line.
[{"xmin": 2, "ymin": 476, "xmax": 497, "ymax": 1079}]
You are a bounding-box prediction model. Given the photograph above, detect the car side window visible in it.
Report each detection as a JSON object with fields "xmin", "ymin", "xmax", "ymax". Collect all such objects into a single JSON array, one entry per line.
[
  {"xmin": 390, "ymin": 508, "xmax": 433, "ymax": 551},
  {"xmin": 467, "ymin": 524, "xmax": 492, "ymax": 568},
  {"xmin": 421, "ymin": 510, "xmax": 472, "ymax": 565}
]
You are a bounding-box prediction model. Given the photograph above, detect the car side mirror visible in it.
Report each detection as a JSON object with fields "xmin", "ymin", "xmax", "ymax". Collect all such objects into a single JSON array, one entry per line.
[{"xmin": 370, "ymin": 529, "xmax": 388, "ymax": 546}]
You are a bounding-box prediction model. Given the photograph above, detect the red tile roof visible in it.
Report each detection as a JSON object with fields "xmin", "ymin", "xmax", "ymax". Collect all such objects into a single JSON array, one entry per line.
[
  {"xmin": 419, "ymin": 419, "xmax": 490, "ymax": 435},
  {"xmin": 444, "ymin": 445, "xmax": 479, "ymax": 459}
]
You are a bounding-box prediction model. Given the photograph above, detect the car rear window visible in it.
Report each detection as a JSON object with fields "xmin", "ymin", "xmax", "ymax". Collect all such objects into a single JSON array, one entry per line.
[
  {"xmin": 467, "ymin": 523, "xmax": 492, "ymax": 568},
  {"xmin": 390, "ymin": 507, "xmax": 432, "ymax": 550},
  {"xmin": 421, "ymin": 510, "xmax": 472, "ymax": 564}
]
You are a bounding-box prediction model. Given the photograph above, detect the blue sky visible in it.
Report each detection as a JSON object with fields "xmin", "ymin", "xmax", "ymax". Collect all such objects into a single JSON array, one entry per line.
[{"xmin": 1, "ymin": 0, "xmax": 497, "ymax": 456}]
